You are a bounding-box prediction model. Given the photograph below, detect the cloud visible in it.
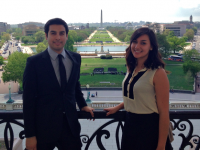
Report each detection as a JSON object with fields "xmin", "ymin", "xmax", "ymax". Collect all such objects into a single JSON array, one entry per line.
[{"xmin": 175, "ymin": 4, "xmax": 200, "ymax": 18}]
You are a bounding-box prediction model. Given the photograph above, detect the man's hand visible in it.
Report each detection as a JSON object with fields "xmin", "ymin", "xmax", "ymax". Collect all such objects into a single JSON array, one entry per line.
[
  {"xmin": 81, "ymin": 106, "xmax": 94, "ymax": 118},
  {"xmin": 26, "ymin": 136, "xmax": 37, "ymax": 150}
]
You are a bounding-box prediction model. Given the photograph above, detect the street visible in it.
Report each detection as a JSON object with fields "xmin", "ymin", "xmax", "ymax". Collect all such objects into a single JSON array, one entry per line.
[
  {"xmin": 194, "ymin": 29, "xmax": 200, "ymax": 53},
  {"xmin": 1, "ymin": 39, "xmax": 19, "ymax": 58}
]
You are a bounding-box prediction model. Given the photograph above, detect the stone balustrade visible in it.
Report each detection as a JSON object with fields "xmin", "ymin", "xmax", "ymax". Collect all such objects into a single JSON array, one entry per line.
[{"xmin": 1, "ymin": 100, "xmax": 200, "ymax": 110}]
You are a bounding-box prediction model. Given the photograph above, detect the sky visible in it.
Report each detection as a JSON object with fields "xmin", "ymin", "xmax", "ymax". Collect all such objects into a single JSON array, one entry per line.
[{"xmin": 0, "ymin": 0, "xmax": 200, "ymax": 24}]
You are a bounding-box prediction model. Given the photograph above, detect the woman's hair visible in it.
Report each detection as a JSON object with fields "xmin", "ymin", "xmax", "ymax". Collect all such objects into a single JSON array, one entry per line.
[{"xmin": 125, "ymin": 27, "xmax": 165, "ymax": 73}]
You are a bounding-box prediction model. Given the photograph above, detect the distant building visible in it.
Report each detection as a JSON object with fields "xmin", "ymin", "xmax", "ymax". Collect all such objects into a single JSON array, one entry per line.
[
  {"xmin": 145, "ymin": 22, "xmax": 152, "ymax": 26},
  {"xmin": 147, "ymin": 23, "xmax": 161, "ymax": 33},
  {"xmin": 86, "ymin": 23, "xmax": 89, "ymax": 28},
  {"xmin": 125, "ymin": 22, "xmax": 133, "ymax": 30},
  {"xmin": 173, "ymin": 20, "xmax": 193, "ymax": 29},
  {"xmin": 133, "ymin": 25, "xmax": 143, "ymax": 30},
  {"xmin": 68, "ymin": 24, "xmax": 79, "ymax": 30},
  {"xmin": 18, "ymin": 22, "xmax": 44, "ymax": 30},
  {"xmin": 18, "ymin": 24, "xmax": 23, "ymax": 29},
  {"xmin": 139, "ymin": 21, "xmax": 145, "ymax": 25},
  {"xmin": 194, "ymin": 21, "xmax": 200, "ymax": 28},
  {"xmin": 80, "ymin": 25, "xmax": 85, "ymax": 30},
  {"xmin": 0, "ymin": 22, "xmax": 10, "ymax": 34},
  {"xmin": 190, "ymin": 15, "xmax": 193, "ymax": 23},
  {"xmin": 22, "ymin": 24, "xmax": 44, "ymax": 36},
  {"xmin": 160, "ymin": 24, "xmax": 186, "ymax": 36},
  {"xmin": 173, "ymin": 15, "xmax": 194, "ymax": 29},
  {"xmin": 10, "ymin": 24, "xmax": 18, "ymax": 28}
]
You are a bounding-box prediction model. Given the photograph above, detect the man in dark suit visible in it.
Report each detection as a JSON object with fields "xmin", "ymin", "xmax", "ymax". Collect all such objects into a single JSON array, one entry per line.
[{"xmin": 23, "ymin": 18, "xmax": 94, "ymax": 150}]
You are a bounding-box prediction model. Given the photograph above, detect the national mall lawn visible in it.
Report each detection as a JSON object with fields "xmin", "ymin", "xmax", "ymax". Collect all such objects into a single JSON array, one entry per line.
[{"xmin": 80, "ymin": 58, "xmax": 193, "ymax": 90}]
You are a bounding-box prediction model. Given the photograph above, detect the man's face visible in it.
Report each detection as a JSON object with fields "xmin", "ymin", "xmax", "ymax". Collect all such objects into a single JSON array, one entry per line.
[{"xmin": 45, "ymin": 24, "xmax": 68, "ymax": 53}]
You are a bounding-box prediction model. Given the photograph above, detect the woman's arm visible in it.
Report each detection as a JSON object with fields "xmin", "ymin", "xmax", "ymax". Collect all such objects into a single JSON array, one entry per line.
[
  {"xmin": 104, "ymin": 102, "xmax": 124, "ymax": 116},
  {"xmin": 153, "ymin": 68, "xmax": 170, "ymax": 150}
]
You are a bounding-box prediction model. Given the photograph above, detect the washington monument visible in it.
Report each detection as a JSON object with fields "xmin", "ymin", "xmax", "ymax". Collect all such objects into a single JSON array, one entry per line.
[
  {"xmin": 99, "ymin": 10, "xmax": 104, "ymax": 30},
  {"xmin": 101, "ymin": 9, "xmax": 103, "ymax": 28}
]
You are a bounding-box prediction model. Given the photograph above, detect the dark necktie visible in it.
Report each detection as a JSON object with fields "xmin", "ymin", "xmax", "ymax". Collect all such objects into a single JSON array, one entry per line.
[{"xmin": 58, "ymin": 54, "xmax": 67, "ymax": 91}]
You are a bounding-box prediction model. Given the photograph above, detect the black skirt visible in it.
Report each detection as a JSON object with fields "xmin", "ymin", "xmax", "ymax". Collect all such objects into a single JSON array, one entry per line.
[{"xmin": 121, "ymin": 112, "xmax": 173, "ymax": 150}]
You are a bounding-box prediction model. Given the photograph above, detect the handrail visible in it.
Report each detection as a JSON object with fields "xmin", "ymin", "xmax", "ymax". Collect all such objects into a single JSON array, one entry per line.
[{"xmin": 1, "ymin": 101, "xmax": 200, "ymax": 110}]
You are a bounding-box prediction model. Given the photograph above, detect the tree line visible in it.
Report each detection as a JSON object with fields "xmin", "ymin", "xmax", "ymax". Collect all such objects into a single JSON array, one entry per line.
[
  {"xmin": 107, "ymin": 26, "xmax": 197, "ymax": 57},
  {"xmin": 0, "ymin": 32, "xmax": 11, "ymax": 49},
  {"xmin": 9, "ymin": 27, "xmax": 96, "ymax": 53},
  {"xmin": 36, "ymin": 27, "xmax": 96, "ymax": 53},
  {"xmin": 106, "ymin": 26, "xmax": 134, "ymax": 42}
]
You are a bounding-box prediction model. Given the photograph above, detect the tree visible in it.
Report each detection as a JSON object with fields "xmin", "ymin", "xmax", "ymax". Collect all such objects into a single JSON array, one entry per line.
[
  {"xmin": 13, "ymin": 28, "xmax": 22, "ymax": 37},
  {"xmin": 2, "ymin": 52, "xmax": 30, "ymax": 85},
  {"xmin": 28, "ymin": 36, "xmax": 36, "ymax": 44},
  {"xmin": 183, "ymin": 49, "xmax": 200, "ymax": 78},
  {"xmin": 76, "ymin": 32, "xmax": 87, "ymax": 42},
  {"xmin": 35, "ymin": 31, "xmax": 45, "ymax": 43},
  {"xmin": 69, "ymin": 30, "xmax": 77, "ymax": 42},
  {"xmin": 6, "ymin": 29, "xmax": 12, "ymax": 34},
  {"xmin": 0, "ymin": 39, "xmax": 5, "ymax": 49},
  {"xmin": 36, "ymin": 42, "xmax": 46, "ymax": 53},
  {"xmin": 22, "ymin": 36, "xmax": 29, "ymax": 44},
  {"xmin": 182, "ymin": 36, "xmax": 188, "ymax": 42},
  {"xmin": 164, "ymin": 30, "xmax": 174, "ymax": 38},
  {"xmin": 183, "ymin": 29, "xmax": 194, "ymax": 41},
  {"xmin": 119, "ymin": 34, "xmax": 126, "ymax": 41},
  {"xmin": 42, "ymin": 39, "xmax": 48, "ymax": 48},
  {"xmin": 64, "ymin": 34, "xmax": 75, "ymax": 52},
  {"xmin": 163, "ymin": 29, "xmax": 171, "ymax": 36},
  {"xmin": 156, "ymin": 33, "xmax": 170, "ymax": 57},
  {"xmin": 1, "ymin": 33, "xmax": 10, "ymax": 41},
  {"xmin": 16, "ymin": 36, "xmax": 20, "ymax": 42},
  {"xmin": 167, "ymin": 36, "xmax": 186, "ymax": 53},
  {"xmin": 12, "ymin": 28, "xmax": 16, "ymax": 33},
  {"xmin": 192, "ymin": 27, "xmax": 197, "ymax": 34},
  {"xmin": 124, "ymin": 35, "xmax": 131, "ymax": 42},
  {"xmin": 0, "ymin": 56, "xmax": 4, "ymax": 65}
]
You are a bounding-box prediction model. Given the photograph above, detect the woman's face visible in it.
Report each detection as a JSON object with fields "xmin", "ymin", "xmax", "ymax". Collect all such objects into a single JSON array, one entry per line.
[{"xmin": 131, "ymin": 34, "xmax": 152, "ymax": 62}]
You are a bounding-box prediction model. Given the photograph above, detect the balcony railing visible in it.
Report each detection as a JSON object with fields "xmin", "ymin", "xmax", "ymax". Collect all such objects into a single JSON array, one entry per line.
[
  {"xmin": 1, "ymin": 100, "xmax": 200, "ymax": 110},
  {"xmin": 1, "ymin": 110, "xmax": 200, "ymax": 150}
]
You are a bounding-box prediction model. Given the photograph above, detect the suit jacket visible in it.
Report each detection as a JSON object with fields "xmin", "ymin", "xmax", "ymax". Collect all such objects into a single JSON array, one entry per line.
[{"xmin": 23, "ymin": 49, "xmax": 87, "ymax": 142}]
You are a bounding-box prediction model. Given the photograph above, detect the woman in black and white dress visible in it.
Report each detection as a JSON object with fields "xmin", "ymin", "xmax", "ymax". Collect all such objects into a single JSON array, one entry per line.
[{"xmin": 104, "ymin": 28, "xmax": 172, "ymax": 150}]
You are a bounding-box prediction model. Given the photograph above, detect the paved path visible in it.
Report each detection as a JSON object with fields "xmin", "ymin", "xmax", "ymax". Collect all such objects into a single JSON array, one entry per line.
[
  {"xmin": 0, "ymin": 90, "xmax": 200, "ymax": 102},
  {"xmin": 194, "ymin": 30, "xmax": 200, "ymax": 52},
  {"xmin": 107, "ymin": 30, "xmax": 121, "ymax": 42},
  {"xmin": 1, "ymin": 40, "xmax": 18, "ymax": 58},
  {"xmin": 84, "ymin": 30, "xmax": 97, "ymax": 42},
  {"xmin": 184, "ymin": 42, "xmax": 192, "ymax": 50},
  {"xmin": 21, "ymin": 46, "xmax": 33, "ymax": 54}
]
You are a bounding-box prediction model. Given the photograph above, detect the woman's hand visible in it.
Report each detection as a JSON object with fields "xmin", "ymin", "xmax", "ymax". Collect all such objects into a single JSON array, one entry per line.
[
  {"xmin": 104, "ymin": 107, "xmax": 119, "ymax": 116},
  {"xmin": 104, "ymin": 102, "xmax": 124, "ymax": 116}
]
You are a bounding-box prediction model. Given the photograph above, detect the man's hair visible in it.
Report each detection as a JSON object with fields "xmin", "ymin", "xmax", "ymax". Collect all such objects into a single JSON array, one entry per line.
[{"xmin": 44, "ymin": 18, "xmax": 69, "ymax": 36}]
